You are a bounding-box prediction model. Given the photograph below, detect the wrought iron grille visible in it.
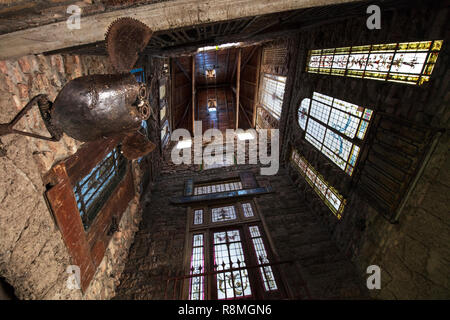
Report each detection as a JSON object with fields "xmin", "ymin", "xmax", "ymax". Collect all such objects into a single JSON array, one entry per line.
[{"xmin": 74, "ymin": 147, "xmax": 127, "ymax": 230}]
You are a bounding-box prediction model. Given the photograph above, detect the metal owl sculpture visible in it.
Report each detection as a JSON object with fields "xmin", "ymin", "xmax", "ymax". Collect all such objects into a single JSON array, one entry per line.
[{"xmin": 0, "ymin": 18, "xmax": 155, "ymax": 160}]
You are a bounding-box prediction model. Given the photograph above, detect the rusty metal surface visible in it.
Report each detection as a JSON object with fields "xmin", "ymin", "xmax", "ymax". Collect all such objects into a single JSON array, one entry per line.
[
  {"xmin": 121, "ymin": 130, "xmax": 156, "ymax": 160},
  {"xmin": 106, "ymin": 17, "xmax": 153, "ymax": 73},
  {"xmin": 51, "ymin": 73, "xmax": 148, "ymax": 141}
]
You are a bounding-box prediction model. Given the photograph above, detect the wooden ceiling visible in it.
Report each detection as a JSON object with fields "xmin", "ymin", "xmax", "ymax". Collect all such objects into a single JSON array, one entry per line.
[
  {"xmin": 195, "ymin": 48, "xmax": 238, "ymax": 86},
  {"xmin": 44, "ymin": 0, "xmax": 411, "ymax": 57}
]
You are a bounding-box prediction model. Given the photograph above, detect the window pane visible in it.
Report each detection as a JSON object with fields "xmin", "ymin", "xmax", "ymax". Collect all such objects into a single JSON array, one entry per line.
[
  {"xmin": 306, "ymin": 40, "xmax": 443, "ymax": 85},
  {"xmin": 74, "ymin": 148, "xmax": 127, "ymax": 230},
  {"xmin": 189, "ymin": 234, "xmax": 205, "ymax": 300},
  {"xmin": 291, "ymin": 149, "xmax": 345, "ymax": 219},
  {"xmin": 260, "ymin": 74, "xmax": 287, "ymax": 119},
  {"xmin": 248, "ymin": 226, "xmax": 278, "ymax": 291},
  {"xmin": 211, "ymin": 206, "xmax": 237, "ymax": 223},
  {"xmin": 242, "ymin": 203, "xmax": 254, "ymax": 217},
  {"xmin": 193, "ymin": 209, "xmax": 203, "ymax": 225},
  {"xmin": 213, "ymin": 230, "xmax": 252, "ymax": 299},
  {"xmin": 299, "ymin": 93, "xmax": 373, "ymax": 176}
]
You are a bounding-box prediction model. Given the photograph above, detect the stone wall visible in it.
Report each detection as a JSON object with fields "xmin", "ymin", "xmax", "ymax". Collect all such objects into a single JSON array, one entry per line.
[
  {"xmin": 280, "ymin": 0, "xmax": 450, "ymax": 299},
  {"xmin": 0, "ymin": 53, "xmax": 145, "ymax": 299},
  {"xmin": 115, "ymin": 143, "xmax": 369, "ymax": 299}
]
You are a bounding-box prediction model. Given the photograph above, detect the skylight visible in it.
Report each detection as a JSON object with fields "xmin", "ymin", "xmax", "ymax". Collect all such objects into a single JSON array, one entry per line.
[{"xmin": 197, "ymin": 42, "xmax": 242, "ymax": 52}]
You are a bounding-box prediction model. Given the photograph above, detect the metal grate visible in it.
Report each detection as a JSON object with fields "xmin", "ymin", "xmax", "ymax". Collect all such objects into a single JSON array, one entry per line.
[{"xmin": 74, "ymin": 147, "xmax": 127, "ymax": 230}]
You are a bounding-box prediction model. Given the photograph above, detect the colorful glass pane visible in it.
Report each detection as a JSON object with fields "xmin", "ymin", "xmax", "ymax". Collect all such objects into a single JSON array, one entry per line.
[
  {"xmin": 306, "ymin": 40, "xmax": 443, "ymax": 85},
  {"xmin": 212, "ymin": 206, "xmax": 237, "ymax": 223},
  {"xmin": 291, "ymin": 149, "xmax": 345, "ymax": 219}
]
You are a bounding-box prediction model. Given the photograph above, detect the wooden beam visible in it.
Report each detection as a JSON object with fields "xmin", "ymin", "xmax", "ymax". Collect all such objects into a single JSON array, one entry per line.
[
  {"xmin": 0, "ymin": 0, "xmax": 359, "ymax": 59},
  {"xmin": 192, "ymin": 55, "xmax": 195, "ymax": 133},
  {"xmin": 174, "ymin": 58, "xmax": 192, "ymax": 82},
  {"xmin": 252, "ymin": 47, "xmax": 262, "ymax": 128},
  {"xmin": 235, "ymin": 48, "xmax": 241, "ymax": 130}
]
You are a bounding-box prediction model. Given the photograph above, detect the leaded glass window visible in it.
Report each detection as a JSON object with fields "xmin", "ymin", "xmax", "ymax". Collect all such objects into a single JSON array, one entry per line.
[
  {"xmin": 242, "ymin": 203, "xmax": 254, "ymax": 217},
  {"xmin": 211, "ymin": 206, "xmax": 237, "ymax": 223},
  {"xmin": 291, "ymin": 149, "xmax": 345, "ymax": 219},
  {"xmin": 298, "ymin": 92, "xmax": 373, "ymax": 176},
  {"xmin": 213, "ymin": 230, "xmax": 252, "ymax": 299},
  {"xmin": 306, "ymin": 40, "xmax": 443, "ymax": 85},
  {"xmin": 249, "ymin": 226, "xmax": 277, "ymax": 291},
  {"xmin": 74, "ymin": 147, "xmax": 127, "ymax": 230},
  {"xmin": 189, "ymin": 234, "xmax": 205, "ymax": 300},
  {"xmin": 259, "ymin": 73, "xmax": 286, "ymax": 119},
  {"xmin": 193, "ymin": 209, "xmax": 203, "ymax": 225},
  {"xmin": 194, "ymin": 181, "xmax": 242, "ymax": 195}
]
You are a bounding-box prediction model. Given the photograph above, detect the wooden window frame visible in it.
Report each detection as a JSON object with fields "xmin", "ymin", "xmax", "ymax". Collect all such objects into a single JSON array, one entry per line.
[
  {"xmin": 184, "ymin": 199, "xmax": 287, "ymax": 300},
  {"xmin": 43, "ymin": 137, "xmax": 135, "ymax": 292}
]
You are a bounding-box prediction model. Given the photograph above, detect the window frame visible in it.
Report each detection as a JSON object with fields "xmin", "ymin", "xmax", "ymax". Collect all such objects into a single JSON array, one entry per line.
[
  {"xmin": 184, "ymin": 200, "xmax": 286, "ymax": 300},
  {"xmin": 297, "ymin": 91, "xmax": 374, "ymax": 176},
  {"xmin": 305, "ymin": 40, "xmax": 443, "ymax": 85},
  {"xmin": 258, "ymin": 73, "xmax": 287, "ymax": 120},
  {"xmin": 44, "ymin": 137, "xmax": 135, "ymax": 292}
]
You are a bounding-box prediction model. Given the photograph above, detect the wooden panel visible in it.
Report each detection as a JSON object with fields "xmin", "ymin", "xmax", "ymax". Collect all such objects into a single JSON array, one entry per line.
[
  {"xmin": 45, "ymin": 163, "xmax": 96, "ymax": 292},
  {"xmin": 197, "ymin": 87, "xmax": 235, "ymax": 133},
  {"xmin": 65, "ymin": 137, "xmax": 121, "ymax": 186},
  {"xmin": 44, "ymin": 138, "xmax": 135, "ymax": 292}
]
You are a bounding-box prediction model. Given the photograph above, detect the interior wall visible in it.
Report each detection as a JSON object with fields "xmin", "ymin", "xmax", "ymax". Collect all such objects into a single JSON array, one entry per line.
[
  {"xmin": 280, "ymin": 0, "xmax": 450, "ymax": 299},
  {"xmin": 0, "ymin": 53, "xmax": 146, "ymax": 299},
  {"xmin": 114, "ymin": 144, "xmax": 369, "ymax": 299},
  {"xmin": 171, "ymin": 56, "xmax": 192, "ymax": 131}
]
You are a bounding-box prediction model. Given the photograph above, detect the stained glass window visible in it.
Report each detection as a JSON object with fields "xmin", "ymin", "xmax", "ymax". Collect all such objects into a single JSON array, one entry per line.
[
  {"xmin": 298, "ymin": 92, "xmax": 373, "ymax": 176},
  {"xmin": 211, "ymin": 206, "xmax": 237, "ymax": 223},
  {"xmin": 242, "ymin": 203, "xmax": 254, "ymax": 218},
  {"xmin": 249, "ymin": 226, "xmax": 277, "ymax": 291},
  {"xmin": 74, "ymin": 147, "xmax": 127, "ymax": 230},
  {"xmin": 189, "ymin": 234, "xmax": 205, "ymax": 300},
  {"xmin": 291, "ymin": 149, "xmax": 345, "ymax": 219},
  {"xmin": 194, "ymin": 181, "xmax": 242, "ymax": 195},
  {"xmin": 213, "ymin": 230, "xmax": 252, "ymax": 299},
  {"xmin": 260, "ymin": 74, "xmax": 286, "ymax": 119},
  {"xmin": 306, "ymin": 40, "xmax": 443, "ymax": 85},
  {"xmin": 193, "ymin": 209, "xmax": 203, "ymax": 225}
]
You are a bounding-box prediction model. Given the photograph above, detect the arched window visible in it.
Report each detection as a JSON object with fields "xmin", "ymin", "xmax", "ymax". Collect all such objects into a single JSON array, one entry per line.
[
  {"xmin": 298, "ymin": 92, "xmax": 373, "ymax": 176},
  {"xmin": 306, "ymin": 40, "xmax": 443, "ymax": 85}
]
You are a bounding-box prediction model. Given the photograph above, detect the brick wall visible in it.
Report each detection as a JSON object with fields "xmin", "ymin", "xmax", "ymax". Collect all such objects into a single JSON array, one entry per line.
[{"xmin": 0, "ymin": 53, "xmax": 147, "ymax": 299}]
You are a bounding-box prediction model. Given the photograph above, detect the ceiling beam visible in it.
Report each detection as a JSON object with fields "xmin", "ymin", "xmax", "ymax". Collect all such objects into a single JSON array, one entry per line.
[
  {"xmin": 235, "ymin": 48, "xmax": 241, "ymax": 130},
  {"xmin": 174, "ymin": 57, "xmax": 192, "ymax": 82},
  {"xmin": 0, "ymin": 0, "xmax": 360, "ymax": 60}
]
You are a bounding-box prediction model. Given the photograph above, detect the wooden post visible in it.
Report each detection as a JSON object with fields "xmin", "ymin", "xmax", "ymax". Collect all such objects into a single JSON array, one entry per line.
[
  {"xmin": 235, "ymin": 48, "xmax": 241, "ymax": 130},
  {"xmin": 252, "ymin": 47, "xmax": 262, "ymax": 128},
  {"xmin": 192, "ymin": 55, "xmax": 195, "ymax": 133}
]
